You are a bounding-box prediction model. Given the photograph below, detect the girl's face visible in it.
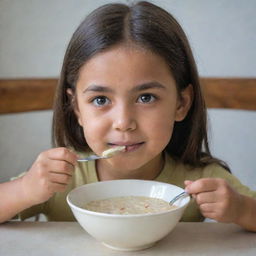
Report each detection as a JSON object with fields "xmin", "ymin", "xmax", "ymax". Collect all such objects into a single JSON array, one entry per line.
[{"xmin": 72, "ymin": 45, "xmax": 192, "ymax": 179}]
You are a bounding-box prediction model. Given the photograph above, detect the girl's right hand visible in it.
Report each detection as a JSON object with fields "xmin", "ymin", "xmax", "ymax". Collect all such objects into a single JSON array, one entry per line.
[{"xmin": 21, "ymin": 148, "xmax": 78, "ymax": 205}]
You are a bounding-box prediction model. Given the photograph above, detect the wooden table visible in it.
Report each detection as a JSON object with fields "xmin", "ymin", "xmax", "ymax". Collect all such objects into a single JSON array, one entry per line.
[{"xmin": 0, "ymin": 221, "xmax": 255, "ymax": 255}]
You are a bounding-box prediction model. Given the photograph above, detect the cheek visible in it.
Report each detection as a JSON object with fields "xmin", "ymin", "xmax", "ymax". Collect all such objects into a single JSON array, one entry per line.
[
  {"xmin": 152, "ymin": 120, "xmax": 174, "ymax": 142},
  {"xmin": 144, "ymin": 113, "xmax": 175, "ymax": 147},
  {"xmin": 80, "ymin": 114, "xmax": 109, "ymax": 152},
  {"xmin": 82, "ymin": 118, "xmax": 101, "ymax": 140}
]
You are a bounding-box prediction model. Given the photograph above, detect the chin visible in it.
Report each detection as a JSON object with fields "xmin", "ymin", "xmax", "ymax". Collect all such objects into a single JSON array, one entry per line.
[{"xmin": 107, "ymin": 157, "xmax": 148, "ymax": 171}]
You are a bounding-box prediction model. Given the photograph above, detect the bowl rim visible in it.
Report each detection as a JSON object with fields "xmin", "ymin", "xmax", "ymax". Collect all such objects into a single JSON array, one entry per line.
[{"xmin": 66, "ymin": 179, "xmax": 190, "ymax": 218}]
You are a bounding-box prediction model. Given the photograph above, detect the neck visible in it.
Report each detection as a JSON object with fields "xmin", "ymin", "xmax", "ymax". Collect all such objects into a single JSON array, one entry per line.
[{"xmin": 96, "ymin": 153, "xmax": 165, "ymax": 181}]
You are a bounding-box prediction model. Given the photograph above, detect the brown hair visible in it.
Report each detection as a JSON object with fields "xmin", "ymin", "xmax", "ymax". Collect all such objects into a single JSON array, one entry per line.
[{"xmin": 52, "ymin": 1, "xmax": 229, "ymax": 170}]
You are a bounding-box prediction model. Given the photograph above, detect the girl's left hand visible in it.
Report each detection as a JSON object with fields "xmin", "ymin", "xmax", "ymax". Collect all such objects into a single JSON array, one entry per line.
[{"xmin": 184, "ymin": 178, "xmax": 243, "ymax": 223}]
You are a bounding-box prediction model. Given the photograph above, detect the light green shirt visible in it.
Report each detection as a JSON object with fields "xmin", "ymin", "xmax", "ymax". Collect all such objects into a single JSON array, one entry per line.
[{"xmin": 19, "ymin": 152, "xmax": 256, "ymax": 222}]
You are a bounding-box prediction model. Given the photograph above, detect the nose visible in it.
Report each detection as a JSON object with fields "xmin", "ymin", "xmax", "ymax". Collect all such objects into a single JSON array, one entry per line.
[{"xmin": 112, "ymin": 104, "xmax": 137, "ymax": 132}]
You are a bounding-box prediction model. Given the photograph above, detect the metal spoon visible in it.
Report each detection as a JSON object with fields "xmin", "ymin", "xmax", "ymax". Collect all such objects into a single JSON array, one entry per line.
[
  {"xmin": 77, "ymin": 146, "xmax": 126, "ymax": 162},
  {"xmin": 77, "ymin": 154, "xmax": 108, "ymax": 162},
  {"xmin": 169, "ymin": 191, "xmax": 190, "ymax": 205}
]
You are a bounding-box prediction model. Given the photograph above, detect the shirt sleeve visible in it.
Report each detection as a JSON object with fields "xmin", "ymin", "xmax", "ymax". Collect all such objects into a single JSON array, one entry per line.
[
  {"xmin": 18, "ymin": 203, "xmax": 47, "ymax": 221},
  {"xmin": 204, "ymin": 164, "xmax": 256, "ymax": 198}
]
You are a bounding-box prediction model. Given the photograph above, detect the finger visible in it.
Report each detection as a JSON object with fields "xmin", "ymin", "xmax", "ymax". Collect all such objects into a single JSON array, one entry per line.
[
  {"xmin": 185, "ymin": 178, "xmax": 221, "ymax": 194},
  {"xmin": 50, "ymin": 172, "xmax": 71, "ymax": 185},
  {"xmin": 198, "ymin": 205, "xmax": 225, "ymax": 222},
  {"xmin": 50, "ymin": 182, "xmax": 68, "ymax": 193},
  {"xmin": 45, "ymin": 148, "xmax": 78, "ymax": 167},
  {"xmin": 184, "ymin": 180, "xmax": 194, "ymax": 186},
  {"xmin": 196, "ymin": 191, "xmax": 218, "ymax": 205},
  {"xmin": 184, "ymin": 180, "xmax": 194, "ymax": 194},
  {"xmin": 48, "ymin": 159, "xmax": 74, "ymax": 176},
  {"xmin": 199, "ymin": 202, "xmax": 217, "ymax": 213},
  {"xmin": 200, "ymin": 211, "xmax": 218, "ymax": 221}
]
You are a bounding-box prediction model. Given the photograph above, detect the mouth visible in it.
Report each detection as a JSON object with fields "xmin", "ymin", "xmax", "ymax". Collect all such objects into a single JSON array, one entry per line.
[{"xmin": 108, "ymin": 142, "xmax": 145, "ymax": 153}]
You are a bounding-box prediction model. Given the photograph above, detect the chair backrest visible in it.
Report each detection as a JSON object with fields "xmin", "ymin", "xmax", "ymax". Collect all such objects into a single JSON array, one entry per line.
[{"xmin": 1, "ymin": 77, "xmax": 256, "ymax": 113}]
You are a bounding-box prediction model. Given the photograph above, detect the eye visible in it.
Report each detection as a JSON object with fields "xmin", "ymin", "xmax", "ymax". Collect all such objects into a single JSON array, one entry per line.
[
  {"xmin": 92, "ymin": 96, "xmax": 110, "ymax": 106},
  {"xmin": 137, "ymin": 94, "xmax": 156, "ymax": 104}
]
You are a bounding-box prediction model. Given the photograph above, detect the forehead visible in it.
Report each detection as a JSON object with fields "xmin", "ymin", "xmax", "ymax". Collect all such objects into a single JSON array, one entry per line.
[{"xmin": 77, "ymin": 44, "xmax": 176, "ymax": 90}]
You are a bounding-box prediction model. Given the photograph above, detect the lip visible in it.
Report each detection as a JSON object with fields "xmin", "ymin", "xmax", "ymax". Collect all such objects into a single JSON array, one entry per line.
[{"xmin": 108, "ymin": 142, "xmax": 145, "ymax": 153}]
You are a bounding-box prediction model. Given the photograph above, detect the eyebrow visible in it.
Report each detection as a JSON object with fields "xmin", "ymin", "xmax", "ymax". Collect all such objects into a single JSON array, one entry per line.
[
  {"xmin": 83, "ymin": 85, "xmax": 113, "ymax": 93},
  {"xmin": 83, "ymin": 81, "xmax": 166, "ymax": 94},
  {"xmin": 131, "ymin": 82, "xmax": 166, "ymax": 92}
]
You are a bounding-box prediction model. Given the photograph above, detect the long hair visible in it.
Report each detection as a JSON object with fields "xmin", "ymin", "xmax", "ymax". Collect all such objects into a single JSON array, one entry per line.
[{"xmin": 52, "ymin": 1, "xmax": 229, "ymax": 170}]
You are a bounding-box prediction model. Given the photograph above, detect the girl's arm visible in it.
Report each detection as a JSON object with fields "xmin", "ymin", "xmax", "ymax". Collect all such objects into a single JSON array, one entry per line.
[
  {"xmin": 0, "ymin": 148, "xmax": 77, "ymax": 224},
  {"xmin": 234, "ymin": 194, "xmax": 256, "ymax": 231},
  {"xmin": 0, "ymin": 178, "xmax": 35, "ymax": 223},
  {"xmin": 185, "ymin": 178, "xmax": 256, "ymax": 232}
]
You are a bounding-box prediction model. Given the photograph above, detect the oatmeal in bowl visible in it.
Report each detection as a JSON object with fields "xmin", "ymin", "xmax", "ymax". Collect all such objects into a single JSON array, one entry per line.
[{"xmin": 84, "ymin": 195, "xmax": 177, "ymax": 214}]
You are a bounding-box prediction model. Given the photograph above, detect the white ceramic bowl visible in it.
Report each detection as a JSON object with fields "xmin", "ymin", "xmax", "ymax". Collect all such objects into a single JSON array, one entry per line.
[{"xmin": 67, "ymin": 179, "xmax": 190, "ymax": 251}]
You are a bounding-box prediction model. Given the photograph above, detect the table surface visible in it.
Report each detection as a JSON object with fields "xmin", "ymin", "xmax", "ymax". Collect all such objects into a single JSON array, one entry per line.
[{"xmin": 0, "ymin": 221, "xmax": 256, "ymax": 256}]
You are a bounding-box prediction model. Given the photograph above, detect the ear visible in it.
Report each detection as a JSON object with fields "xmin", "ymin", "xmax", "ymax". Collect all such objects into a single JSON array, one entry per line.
[
  {"xmin": 175, "ymin": 84, "xmax": 193, "ymax": 121},
  {"xmin": 66, "ymin": 88, "xmax": 83, "ymax": 126}
]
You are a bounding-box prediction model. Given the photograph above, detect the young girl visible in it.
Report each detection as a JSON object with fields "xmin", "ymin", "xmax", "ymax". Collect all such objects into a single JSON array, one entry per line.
[{"xmin": 1, "ymin": 1, "xmax": 255, "ymax": 230}]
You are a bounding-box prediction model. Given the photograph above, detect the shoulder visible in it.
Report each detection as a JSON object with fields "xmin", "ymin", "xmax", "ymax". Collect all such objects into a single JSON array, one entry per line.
[
  {"xmin": 183, "ymin": 162, "xmax": 236, "ymax": 183},
  {"xmin": 201, "ymin": 163, "xmax": 230, "ymax": 178},
  {"xmin": 172, "ymin": 156, "xmax": 231, "ymax": 179},
  {"xmin": 166, "ymin": 154, "xmax": 235, "ymax": 183},
  {"xmin": 195, "ymin": 163, "xmax": 256, "ymax": 198}
]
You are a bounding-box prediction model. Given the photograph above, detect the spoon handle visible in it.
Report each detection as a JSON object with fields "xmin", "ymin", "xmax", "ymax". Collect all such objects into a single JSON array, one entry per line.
[
  {"xmin": 77, "ymin": 155, "xmax": 107, "ymax": 162},
  {"xmin": 169, "ymin": 191, "xmax": 190, "ymax": 205}
]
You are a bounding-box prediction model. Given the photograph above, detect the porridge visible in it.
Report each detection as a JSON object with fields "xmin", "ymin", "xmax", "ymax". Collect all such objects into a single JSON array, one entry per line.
[
  {"xmin": 84, "ymin": 196, "xmax": 177, "ymax": 214},
  {"xmin": 101, "ymin": 146, "xmax": 126, "ymax": 158}
]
